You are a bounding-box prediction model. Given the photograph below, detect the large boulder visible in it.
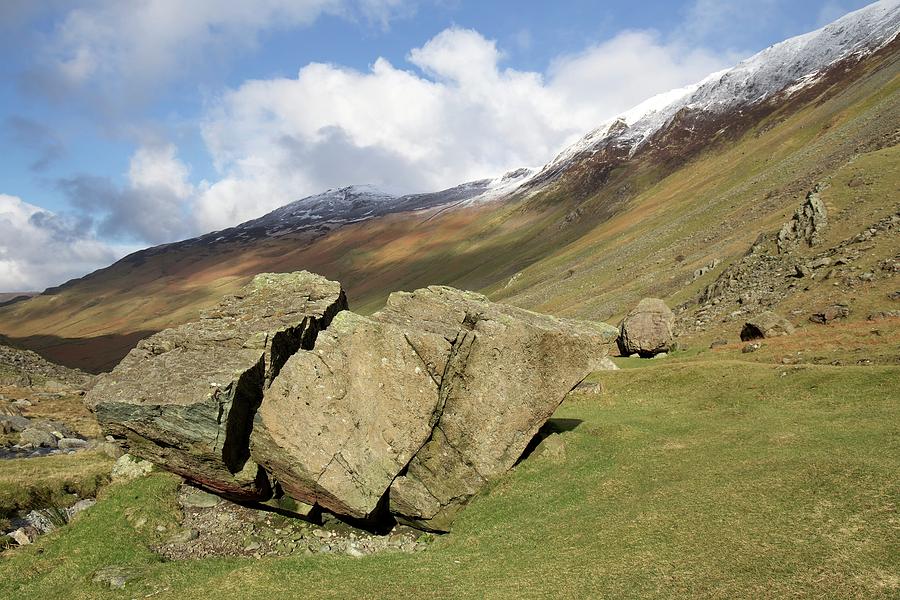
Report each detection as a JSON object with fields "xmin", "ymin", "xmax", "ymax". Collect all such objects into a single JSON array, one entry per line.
[
  {"xmin": 740, "ymin": 311, "xmax": 795, "ymax": 341},
  {"xmin": 376, "ymin": 287, "xmax": 618, "ymax": 530},
  {"xmin": 618, "ymin": 298, "xmax": 675, "ymax": 357},
  {"xmin": 251, "ymin": 311, "xmax": 445, "ymax": 520},
  {"xmin": 253, "ymin": 286, "xmax": 618, "ymax": 531},
  {"xmin": 85, "ymin": 272, "xmax": 347, "ymax": 501}
]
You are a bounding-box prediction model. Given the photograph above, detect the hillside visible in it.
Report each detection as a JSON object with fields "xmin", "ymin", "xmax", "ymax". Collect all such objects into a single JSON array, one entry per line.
[{"xmin": 1, "ymin": 3, "xmax": 898, "ymax": 373}]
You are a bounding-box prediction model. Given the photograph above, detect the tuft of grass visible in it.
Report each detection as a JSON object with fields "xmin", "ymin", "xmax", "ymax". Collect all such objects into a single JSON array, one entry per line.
[
  {"xmin": 1, "ymin": 361, "xmax": 897, "ymax": 599},
  {"xmin": 0, "ymin": 451, "xmax": 113, "ymax": 519}
]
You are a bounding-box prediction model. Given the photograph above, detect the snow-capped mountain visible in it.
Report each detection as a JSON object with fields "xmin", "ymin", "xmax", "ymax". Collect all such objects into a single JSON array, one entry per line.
[
  {"xmin": 531, "ymin": 0, "xmax": 900, "ymax": 184},
  {"xmin": 193, "ymin": 168, "xmax": 537, "ymax": 244}
]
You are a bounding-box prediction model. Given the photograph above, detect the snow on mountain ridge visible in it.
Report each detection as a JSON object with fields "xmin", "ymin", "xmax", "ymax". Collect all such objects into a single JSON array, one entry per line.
[{"xmin": 540, "ymin": 0, "xmax": 900, "ymax": 176}]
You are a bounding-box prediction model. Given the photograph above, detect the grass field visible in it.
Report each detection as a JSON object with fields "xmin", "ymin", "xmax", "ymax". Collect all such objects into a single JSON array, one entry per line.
[{"xmin": 1, "ymin": 360, "xmax": 896, "ymax": 599}]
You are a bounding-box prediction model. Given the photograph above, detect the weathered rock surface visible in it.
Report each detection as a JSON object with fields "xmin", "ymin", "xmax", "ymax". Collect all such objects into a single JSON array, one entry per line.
[
  {"xmin": 380, "ymin": 287, "xmax": 618, "ymax": 531},
  {"xmin": 253, "ymin": 286, "xmax": 617, "ymax": 531},
  {"xmin": 740, "ymin": 312, "xmax": 795, "ymax": 341},
  {"xmin": 251, "ymin": 311, "xmax": 444, "ymax": 520},
  {"xmin": 85, "ymin": 272, "xmax": 347, "ymax": 500},
  {"xmin": 777, "ymin": 186, "xmax": 827, "ymax": 253},
  {"xmin": 618, "ymin": 298, "xmax": 675, "ymax": 357}
]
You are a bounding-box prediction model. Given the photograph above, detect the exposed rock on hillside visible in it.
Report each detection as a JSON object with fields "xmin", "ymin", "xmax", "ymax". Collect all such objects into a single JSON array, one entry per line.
[
  {"xmin": 85, "ymin": 272, "xmax": 348, "ymax": 501},
  {"xmin": 618, "ymin": 298, "xmax": 675, "ymax": 357},
  {"xmin": 777, "ymin": 186, "xmax": 828, "ymax": 253},
  {"xmin": 740, "ymin": 312, "xmax": 796, "ymax": 341},
  {"xmin": 0, "ymin": 342, "xmax": 91, "ymax": 389}
]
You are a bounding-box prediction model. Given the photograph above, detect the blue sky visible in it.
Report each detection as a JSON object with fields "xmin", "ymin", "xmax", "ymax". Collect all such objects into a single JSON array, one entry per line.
[{"xmin": 0, "ymin": 0, "xmax": 877, "ymax": 290}]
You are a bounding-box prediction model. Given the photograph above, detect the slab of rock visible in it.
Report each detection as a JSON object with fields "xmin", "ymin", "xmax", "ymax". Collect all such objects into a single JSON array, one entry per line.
[
  {"xmin": 251, "ymin": 311, "xmax": 444, "ymax": 520},
  {"xmin": 740, "ymin": 312, "xmax": 795, "ymax": 341},
  {"xmin": 380, "ymin": 287, "xmax": 618, "ymax": 531},
  {"xmin": 618, "ymin": 298, "xmax": 675, "ymax": 357},
  {"xmin": 85, "ymin": 272, "xmax": 347, "ymax": 500}
]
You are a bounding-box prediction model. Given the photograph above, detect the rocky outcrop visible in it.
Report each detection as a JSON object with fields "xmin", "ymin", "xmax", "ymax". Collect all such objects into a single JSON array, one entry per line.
[
  {"xmin": 810, "ymin": 304, "xmax": 850, "ymax": 324},
  {"xmin": 740, "ymin": 312, "xmax": 795, "ymax": 341},
  {"xmin": 89, "ymin": 277, "xmax": 617, "ymax": 531},
  {"xmin": 618, "ymin": 298, "xmax": 675, "ymax": 357},
  {"xmin": 777, "ymin": 186, "xmax": 827, "ymax": 253},
  {"xmin": 85, "ymin": 272, "xmax": 348, "ymax": 501}
]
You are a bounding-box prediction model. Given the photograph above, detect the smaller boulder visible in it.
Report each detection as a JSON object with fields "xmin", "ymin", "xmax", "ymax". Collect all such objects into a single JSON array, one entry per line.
[
  {"xmin": 810, "ymin": 304, "xmax": 850, "ymax": 325},
  {"xmin": 709, "ymin": 339, "xmax": 728, "ymax": 349},
  {"xmin": 19, "ymin": 427, "xmax": 58, "ymax": 448},
  {"xmin": 618, "ymin": 298, "xmax": 675, "ymax": 357},
  {"xmin": 740, "ymin": 312, "xmax": 795, "ymax": 341},
  {"xmin": 1, "ymin": 415, "xmax": 30, "ymax": 433},
  {"xmin": 111, "ymin": 454, "xmax": 154, "ymax": 482}
]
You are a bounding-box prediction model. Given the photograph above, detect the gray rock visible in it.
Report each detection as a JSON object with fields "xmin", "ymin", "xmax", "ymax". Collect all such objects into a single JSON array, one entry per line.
[
  {"xmin": 92, "ymin": 566, "xmax": 138, "ymax": 589},
  {"xmin": 19, "ymin": 427, "xmax": 57, "ymax": 448},
  {"xmin": 111, "ymin": 454, "xmax": 154, "ymax": 481},
  {"xmin": 57, "ymin": 437, "xmax": 89, "ymax": 451},
  {"xmin": 381, "ymin": 287, "xmax": 617, "ymax": 531},
  {"xmin": 85, "ymin": 271, "xmax": 347, "ymax": 501},
  {"xmin": 810, "ymin": 304, "xmax": 850, "ymax": 324},
  {"xmin": 0, "ymin": 415, "xmax": 30, "ymax": 433},
  {"xmin": 252, "ymin": 311, "xmax": 445, "ymax": 520},
  {"xmin": 66, "ymin": 499, "xmax": 96, "ymax": 520},
  {"xmin": 709, "ymin": 339, "xmax": 728, "ymax": 349},
  {"xmin": 777, "ymin": 186, "xmax": 827, "ymax": 253},
  {"xmin": 180, "ymin": 488, "xmax": 222, "ymax": 509},
  {"xmin": 618, "ymin": 298, "xmax": 675, "ymax": 357},
  {"xmin": 740, "ymin": 312, "xmax": 795, "ymax": 341},
  {"xmin": 742, "ymin": 343, "xmax": 761, "ymax": 354}
]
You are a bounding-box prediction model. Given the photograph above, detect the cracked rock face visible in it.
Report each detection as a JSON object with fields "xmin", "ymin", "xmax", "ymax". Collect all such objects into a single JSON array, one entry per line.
[
  {"xmin": 85, "ymin": 271, "xmax": 347, "ymax": 501},
  {"xmin": 740, "ymin": 311, "xmax": 795, "ymax": 341},
  {"xmin": 250, "ymin": 311, "xmax": 445, "ymax": 520}
]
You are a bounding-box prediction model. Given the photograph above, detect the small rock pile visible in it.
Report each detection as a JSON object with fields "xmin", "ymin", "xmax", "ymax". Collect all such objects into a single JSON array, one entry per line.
[{"xmin": 156, "ymin": 484, "xmax": 429, "ymax": 560}]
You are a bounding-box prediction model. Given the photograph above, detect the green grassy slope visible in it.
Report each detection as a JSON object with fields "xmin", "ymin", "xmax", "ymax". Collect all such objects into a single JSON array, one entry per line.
[{"xmin": 2, "ymin": 361, "xmax": 897, "ymax": 599}]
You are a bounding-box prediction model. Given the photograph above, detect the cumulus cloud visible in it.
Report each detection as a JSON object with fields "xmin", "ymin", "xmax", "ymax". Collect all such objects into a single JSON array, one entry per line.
[
  {"xmin": 58, "ymin": 144, "xmax": 195, "ymax": 244},
  {"xmin": 0, "ymin": 194, "xmax": 125, "ymax": 291},
  {"xmin": 194, "ymin": 27, "xmax": 734, "ymax": 230}
]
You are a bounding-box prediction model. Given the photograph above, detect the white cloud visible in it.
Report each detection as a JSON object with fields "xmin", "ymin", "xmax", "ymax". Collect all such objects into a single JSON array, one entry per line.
[
  {"xmin": 26, "ymin": 0, "xmax": 415, "ymax": 109},
  {"xmin": 193, "ymin": 27, "xmax": 734, "ymax": 230},
  {"xmin": 0, "ymin": 194, "xmax": 127, "ymax": 291}
]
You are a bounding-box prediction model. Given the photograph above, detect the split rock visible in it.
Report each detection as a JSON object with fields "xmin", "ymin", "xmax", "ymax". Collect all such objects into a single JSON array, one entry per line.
[
  {"xmin": 381, "ymin": 287, "xmax": 618, "ymax": 531},
  {"xmin": 85, "ymin": 272, "xmax": 347, "ymax": 500}
]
